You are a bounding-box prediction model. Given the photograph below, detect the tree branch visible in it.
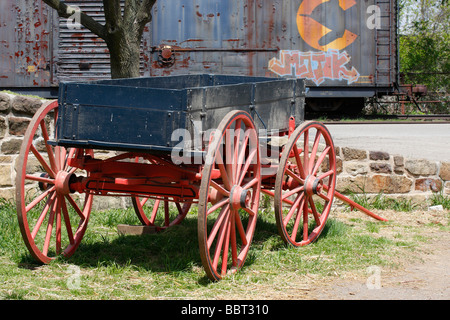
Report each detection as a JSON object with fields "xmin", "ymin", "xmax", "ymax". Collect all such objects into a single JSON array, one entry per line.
[
  {"xmin": 103, "ymin": 0, "xmax": 123, "ymax": 34},
  {"xmin": 43, "ymin": 0, "xmax": 106, "ymax": 39},
  {"xmin": 137, "ymin": 0, "xmax": 157, "ymax": 25}
]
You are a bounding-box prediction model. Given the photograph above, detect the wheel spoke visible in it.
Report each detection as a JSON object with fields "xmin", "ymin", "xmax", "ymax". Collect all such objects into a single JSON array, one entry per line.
[
  {"xmin": 65, "ymin": 195, "xmax": 86, "ymax": 220},
  {"xmin": 147, "ymin": 198, "xmax": 160, "ymax": 224},
  {"xmin": 290, "ymin": 196, "xmax": 305, "ymax": 242},
  {"xmin": 233, "ymin": 120, "xmax": 243, "ymax": 182},
  {"xmin": 302, "ymin": 197, "xmax": 309, "ymax": 241},
  {"xmin": 234, "ymin": 210, "xmax": 248, "ymax": 246},
  {"xmin": 42, "ymin": 195, "xmax": 58, "ymax": 256},
  {"xmin": 210, "ymin": 180, "xmax": 230, "ymax": 197},
  {"xmin": 235, "ymin": 129, "xmax": 250, "ymax": 183},
  {"xmin": 237, "ymin": 148, "xmax": 257, "ymax": 186},
  {"xmin": 283, "ymin": 193, "xmax": 304, "ymax": 227},
  {"xmin": 31, "ymin": 191, "xmax": 56, "ymax": 239},
  {"xmin": 282, "ymin": 185, "xmax": 304, "ymax": 201},
  {"xmin": 312, "ymin": 146, "xmax": 331, "ymax": 176},
  {"xmin": 212, "ymin": 209, "xmax": 231, "ymax": 269},
  {"xmin": 230, "ymin": 210, "xmax": 238, "ymax": 268},
  {"xmin": 242, "ymin": 177, "xmax": 259, "ymax": 190},
  {"xmin": 25, "ymin": 174, "xmax": 55, "ymax": 185},
  {"xmin": 285, "ymin": 168, "xmax": 304, "ymax": 185},
  {"xmin": 216, "ymin": 151, "xmax": 231, "ymax": 190},
  {"xmin": 26, "ymin": 186, "xmax": 56, "ymax": 213},
  {"xmin": 308, "ymin": 130, "xmax": 322, "ymax": 172},
  {"xmin": 317, "ymin": 169, "xmax": 335, "ymax": 181},
  {"xmin": 243, "ymin": 207, "xmax": 257, "ymax": 217},
  {"xmin": 221, "ymin": 217, "xmax": 232, "ymax": 275},
  {"xmin": 61, "ymin": 197, "xmax": 75, "ymax": 245},
  {"xmin": 207, "ymin": 204, "xmax": 230, "ymax": 249},
  {"xmin": 59, "ymin": 147, "xmax": 67, "ymax": 172},
  {"xmin": 139, "ymin": 196, "xmax": 150, "ymax": 207},
  {"xmin": 55, "ymin": 195, "xmax": 62, "ymax": 254},
  {"xmin": 30, "ymin": 144, "xmax": 56, "ymax": 179},
  {"xmin": 207, "ymin": 197, "xmax": 229, "ymax": 216},
  {"xmin": 316, "ymin": 191, "xmax": 331, "ymax": 203},
  {"xmin": 308, "ymin": 197, "xmax": 321, "ymax": 226},
  {"xmin": 293, "ymin": 145, "xmax": 306, "ymax": 179},
  {"xmin": 225, "ymin": 129, "xmax": 234, "ymax": 185},
  {"xmin": 40, "ymin": 120, "xmax": 58, "ymax": 173},
  {"xmin": 303, "ymin": 129, "xmax": 309, "ymax": 174}
]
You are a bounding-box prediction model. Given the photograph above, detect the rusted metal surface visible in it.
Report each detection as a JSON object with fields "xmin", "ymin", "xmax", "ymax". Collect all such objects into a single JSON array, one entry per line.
[
  {"xmin": 1, "ymin": 0, "xmax": 399, "ymax": 99},
  {"xmin": 0, "ymin": 0, "xmax": 54, "ymax": 87},
  {"xmin": 149, "ymin": 0, "xmax": 398, "ymax": 93}
]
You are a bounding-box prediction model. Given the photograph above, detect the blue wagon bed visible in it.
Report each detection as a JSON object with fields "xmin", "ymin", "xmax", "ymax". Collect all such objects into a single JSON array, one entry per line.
[{"xmin": 56, "ymin": 74, "xmax": 305, "ymax": 154}]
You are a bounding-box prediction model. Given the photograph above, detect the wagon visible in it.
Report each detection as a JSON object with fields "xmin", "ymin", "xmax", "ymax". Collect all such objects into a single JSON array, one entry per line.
[{"xmin": 15, "ymin": 74, "xmax": 386, "ymax": 281}]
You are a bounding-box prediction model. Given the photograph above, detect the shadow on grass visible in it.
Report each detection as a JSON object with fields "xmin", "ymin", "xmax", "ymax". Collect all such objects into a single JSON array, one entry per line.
[{"xmin": 16, "ymin": 213, "xmax": 344, "ymax": 283}]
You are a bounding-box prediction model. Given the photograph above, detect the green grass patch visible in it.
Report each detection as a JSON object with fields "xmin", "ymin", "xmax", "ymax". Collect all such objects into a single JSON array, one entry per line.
[{"xmin": 0, "ymin": 196, "xmax": 443, "ymax": 300}]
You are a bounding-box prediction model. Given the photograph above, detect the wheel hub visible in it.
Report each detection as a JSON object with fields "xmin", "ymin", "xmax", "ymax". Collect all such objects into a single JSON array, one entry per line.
[
  {"xmin": 55, "ymin": 171, "xmax": 74, "ymax": 195},
  {"xmin": 230, "ymin": 185, "xmax": 251, "ymax": 210},
  {"xmin": 304, "ymin": 175, "xmax": 323, "ymax": 196}
]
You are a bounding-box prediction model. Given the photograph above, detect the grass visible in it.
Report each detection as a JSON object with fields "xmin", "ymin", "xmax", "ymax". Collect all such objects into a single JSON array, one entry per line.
[
  {"xmin": 1, "ymin": 90, "xmax": 46, "ymax": 100},
  {"xmin": 0, "ymin": 195, "xmax": 448, "ymax": 300},
  {"xmin": 430, "ymin": 192, "xmax": 450, "ymax": 210}
]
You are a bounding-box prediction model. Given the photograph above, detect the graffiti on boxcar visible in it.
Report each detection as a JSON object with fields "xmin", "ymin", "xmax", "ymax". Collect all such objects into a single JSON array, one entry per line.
[
  {"xmin": 297, "ymin": 0, "xmax": 358, "ymax": 52},
  {"xmin": 268, "ymin": 49, "xmax": 360, "ymax": 86}
]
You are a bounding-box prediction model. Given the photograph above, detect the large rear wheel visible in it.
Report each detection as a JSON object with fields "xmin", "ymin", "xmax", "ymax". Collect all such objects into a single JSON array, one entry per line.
[
  {"xmin": 198, "ymin": 111, "xmax": 261, "ymax": 281},
  {"xmin": 16, "ymin": 101, "xmax": 93, "ymax": 263}
]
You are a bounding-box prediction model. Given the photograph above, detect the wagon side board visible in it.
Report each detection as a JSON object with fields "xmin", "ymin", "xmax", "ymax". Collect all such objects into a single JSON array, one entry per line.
[
  {"xmin": 55, "ymin": 75, "xmax": 305, "ymax": 154},
  {"xmin": 186, "ymin": 78, "xmax": 305, "ymax": 147}
]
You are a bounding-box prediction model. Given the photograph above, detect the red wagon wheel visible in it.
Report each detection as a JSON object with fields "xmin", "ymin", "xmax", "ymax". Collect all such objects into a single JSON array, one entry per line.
[
  {"xmin": 16, "ymin": 100, "xmax": 94, "ymax": 264},
  {"xmin": 198, "ymin": 111, "xmax": 261, "ymax": 281},
  {"xmin": 274, "ymin": 121, "xmax": 337, "ymax": 247},
  {"xmin": 131, "ymin": 196, "xmax": 191, "ymax": 231}
]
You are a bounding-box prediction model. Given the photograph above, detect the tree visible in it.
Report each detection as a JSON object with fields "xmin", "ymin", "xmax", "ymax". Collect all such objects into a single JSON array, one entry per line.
[
  {"xmin": 399, "ymin": 0, "xmax": 449, "ymax": 93},
  {"xmin": 43, "ymin": 0, "xmax": 157, "ymax": 79}
]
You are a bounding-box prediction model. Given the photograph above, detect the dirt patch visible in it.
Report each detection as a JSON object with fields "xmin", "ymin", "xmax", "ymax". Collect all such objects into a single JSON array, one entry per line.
[{"xmin": 312, "ymin": 209, "xmax": 450, "ymax": 300}]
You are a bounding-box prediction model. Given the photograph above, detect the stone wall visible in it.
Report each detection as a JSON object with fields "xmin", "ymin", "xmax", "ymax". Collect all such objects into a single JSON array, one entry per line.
[
  {"xmin": 0, "ymin": 92, "xmax": 47, "ymax": 200},
  {"xmin": 1, "ymin": 92, "xmax": 449, "ymax": 208},
  {"xmin": 335, "ymin": 146, "xmax": 450, "ymax": 204}
]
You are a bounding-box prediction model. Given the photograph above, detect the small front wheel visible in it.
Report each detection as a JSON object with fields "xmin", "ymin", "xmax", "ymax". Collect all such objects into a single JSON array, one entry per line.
[{"xmin": 274, "ymin": 121, "xmax": 337, "ymax": 247}]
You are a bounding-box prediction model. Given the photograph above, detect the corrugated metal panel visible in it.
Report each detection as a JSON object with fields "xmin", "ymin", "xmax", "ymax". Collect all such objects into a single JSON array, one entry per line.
[
  {"xmin": 1, "ymin": 0, "xmax": 398, "ymax": 94},
  {"xmin": 149, "ymin": 0, "xmax": 398, "ymax": 89},
  {"xmin": 0, "ymin": 0, "xmax": 53, "ymax": 87},
  {"xmin": 56, "ymin": 1, "xmax": 111, "ymax": 82}
]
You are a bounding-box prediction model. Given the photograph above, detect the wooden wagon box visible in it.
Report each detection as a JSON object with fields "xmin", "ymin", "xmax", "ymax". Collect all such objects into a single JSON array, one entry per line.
[{"xmin": 56, "ymin": 74, "xmax": 305, "ymax": 153}]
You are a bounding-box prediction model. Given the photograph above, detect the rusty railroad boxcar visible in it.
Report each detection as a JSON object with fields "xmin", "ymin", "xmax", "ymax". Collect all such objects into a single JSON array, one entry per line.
[{"xmin": 0, "ymin": 0, "xmax": 399, "ymax": 114}]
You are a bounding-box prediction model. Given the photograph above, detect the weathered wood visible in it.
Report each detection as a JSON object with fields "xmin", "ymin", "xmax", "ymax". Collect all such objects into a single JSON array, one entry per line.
[{"xmin": 117, "ymin": 224, "xmax": 158, "ymax": 236}]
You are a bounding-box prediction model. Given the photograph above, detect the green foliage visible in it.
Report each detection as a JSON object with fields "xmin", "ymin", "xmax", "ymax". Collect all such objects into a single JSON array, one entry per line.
[{"xmin": 399, "ymin": 0, "xmax": 450, "ymax": 93}]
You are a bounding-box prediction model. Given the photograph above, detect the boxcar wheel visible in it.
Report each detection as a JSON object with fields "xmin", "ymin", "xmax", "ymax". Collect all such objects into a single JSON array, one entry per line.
[
  {"xmin": 274, "ymin": 121, "xmax": 337, "ymax": 247},
  {"xmin": 15, "ymin": 100, "xmax": 94, "ymax": 264},
  {"xmin": 198, "ymin": 111, "xmax": 261, "ymax": 281}
]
